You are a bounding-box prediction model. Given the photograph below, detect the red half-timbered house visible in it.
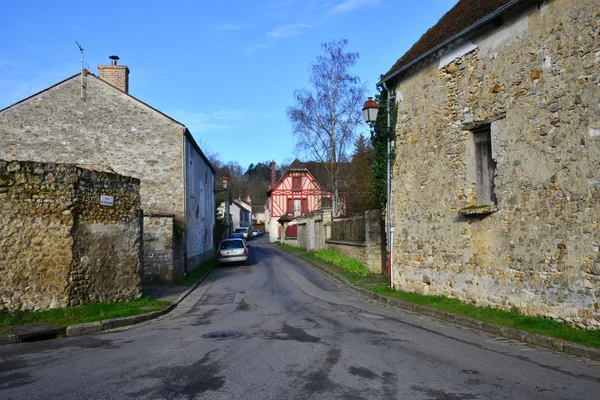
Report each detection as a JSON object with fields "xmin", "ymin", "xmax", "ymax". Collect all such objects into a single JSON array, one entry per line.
[{"xmin": 267, "ymin": 160, "xmax": 333, "ymax": 240}]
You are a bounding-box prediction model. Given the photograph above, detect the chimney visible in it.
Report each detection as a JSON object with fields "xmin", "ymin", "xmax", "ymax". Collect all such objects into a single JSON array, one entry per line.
[
  {"xmin": 270, "ymin": 160, "xmax": 276, "ymax": 189},
  {"xmin": 98, "ymin": 55, "xmax": 130, "ymax": 93}
]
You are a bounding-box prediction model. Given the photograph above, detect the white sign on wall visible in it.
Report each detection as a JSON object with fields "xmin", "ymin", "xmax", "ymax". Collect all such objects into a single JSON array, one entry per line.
[{"xmin": 100, "ymin": 195, "xmax": 114, "ymax": 207}]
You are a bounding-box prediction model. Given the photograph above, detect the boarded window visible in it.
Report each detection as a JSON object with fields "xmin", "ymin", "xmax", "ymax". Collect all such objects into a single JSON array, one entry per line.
[
  {"xmin": 292, "ymin": 177, "xmax": 302, "ymax": 191},
  {"xmin": 473, "ymin": 125, "xmax": 496, "ymax": 205}
]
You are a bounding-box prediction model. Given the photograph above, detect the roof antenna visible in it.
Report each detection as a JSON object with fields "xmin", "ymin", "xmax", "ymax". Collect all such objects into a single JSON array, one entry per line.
[{"xmin": 75, "ymin": 41, "xmax": 86, "ymax": 100}]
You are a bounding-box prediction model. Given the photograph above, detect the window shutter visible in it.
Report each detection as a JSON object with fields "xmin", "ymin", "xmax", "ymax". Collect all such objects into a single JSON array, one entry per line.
[
  {"xmin": 301, "ymin": 198, "xmax": 308, "ymax": 214},
  {"xmin": 287, "ymin": 198, "xmax": 293, "ymax": 215}
]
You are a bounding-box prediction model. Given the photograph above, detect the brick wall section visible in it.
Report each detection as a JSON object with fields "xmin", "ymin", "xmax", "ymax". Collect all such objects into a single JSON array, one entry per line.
[
  {"xmin": 97, "ymin": 65, "xmax": 129, "ymax": 93},
  {"xmin": 0, "ymin": 159, "xmax": 142, "ymax": 312},
  {"xmin": 388, "ymin": 0, "xmax": 600, "ymax": 328}
]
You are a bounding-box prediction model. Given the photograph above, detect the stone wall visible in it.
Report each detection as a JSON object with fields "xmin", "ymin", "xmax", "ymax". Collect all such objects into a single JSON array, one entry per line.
[
  {"xmin": 389, "ymin": 0, "xmax": 600, "ymax": 328},
  {"xmin": 0, "ymin": 160, "xmax": 142, "ymax": 312},
  {"xmin": 143, "ymin": 215, "xmax": 184, "ymax": 283},
  {"xmin": 296, "ymin": 210, "xmax": 383, "ymax": 274}
]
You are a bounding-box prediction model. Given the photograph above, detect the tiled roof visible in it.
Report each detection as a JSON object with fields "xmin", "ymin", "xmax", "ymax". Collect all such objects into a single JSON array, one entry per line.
[{"xmin": 382, "ymin": 0, "xmax": 518, "ymax": 82}]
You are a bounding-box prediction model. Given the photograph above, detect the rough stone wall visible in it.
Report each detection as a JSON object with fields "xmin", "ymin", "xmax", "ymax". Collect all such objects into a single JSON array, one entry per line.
[
  {"xmin": 68, "ymin": 167, "xmax": 142, "ymax": 305},
  {"xmin": 0, "ymin": 74, "xmax": 186, "ymax": 282},
  {"xmin": 0, "ymin": 160, "xmax": 141, "ymax": 312},
  {"xmin": 143, "ymin": 216, "xmax": 176, "ymax": 283},
  {"xmin": 390, "ymin": 0, "xmax": 600, "ymax": 328},
  {"xmin": 295, "ymin": 210, "xmax": 382, "ymax": 273}
]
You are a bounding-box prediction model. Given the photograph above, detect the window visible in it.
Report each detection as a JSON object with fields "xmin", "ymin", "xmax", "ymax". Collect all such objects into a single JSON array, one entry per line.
[
  {"xmin": 293, "ymin": 199, "xmax": 301, "ymax": 217},
  {"xmin": 473, "ymin": 125, "xmax": 496, "ymax": 205},
  {"xmin": 292, "ymin": 177, "xmax": 302, "ymax": 192}
]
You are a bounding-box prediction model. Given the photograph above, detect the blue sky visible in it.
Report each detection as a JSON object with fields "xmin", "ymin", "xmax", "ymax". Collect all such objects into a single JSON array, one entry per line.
[{"xmin": 1, "ymin": 0, "xmax": 457, "ymax": 170}]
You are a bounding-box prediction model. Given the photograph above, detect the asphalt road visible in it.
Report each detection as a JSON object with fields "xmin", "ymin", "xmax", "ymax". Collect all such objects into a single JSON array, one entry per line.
[{"xmin": 1, "ymin": 238, "xmax": 600, "ymax": 399}]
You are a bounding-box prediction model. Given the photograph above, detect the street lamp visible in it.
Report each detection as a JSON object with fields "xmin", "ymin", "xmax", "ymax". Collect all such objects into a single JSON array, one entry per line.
[{"xmin": 363, "ymin": 91, "xmax": 394, "ymax": 288}]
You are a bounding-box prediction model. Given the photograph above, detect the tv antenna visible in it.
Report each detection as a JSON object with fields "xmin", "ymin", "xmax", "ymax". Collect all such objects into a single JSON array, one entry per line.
[{"xmin": 75, "ymin": 41, "xmax": 86, "ymax": 100}]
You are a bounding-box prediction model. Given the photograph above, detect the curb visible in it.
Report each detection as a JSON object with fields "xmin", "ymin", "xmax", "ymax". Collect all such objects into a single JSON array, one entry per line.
[
  {"xmin": 273, "ymin": 243, "xmax": 600, "ymax": 361},
  {"xmin": 1, "ymin": 270, "xmax": 213, "ymax": 344},
  {"xmin": 66, "ymin": 277, "xmax": 206, "ymax": 338}
]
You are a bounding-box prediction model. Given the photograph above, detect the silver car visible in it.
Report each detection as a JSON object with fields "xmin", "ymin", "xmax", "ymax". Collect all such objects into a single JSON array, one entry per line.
[{"xmin": 217, "ymin": 238, "xmax": 249, "ymax": 265}]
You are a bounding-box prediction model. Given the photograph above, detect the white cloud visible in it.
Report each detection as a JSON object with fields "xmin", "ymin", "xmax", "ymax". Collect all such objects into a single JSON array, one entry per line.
[{"xmin": 266, "ymin": 23, "xmax": 311, "ymax": 38}]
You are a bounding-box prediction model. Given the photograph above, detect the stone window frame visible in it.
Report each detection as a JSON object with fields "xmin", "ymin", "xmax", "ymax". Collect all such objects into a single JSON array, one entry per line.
[{"xmin": 459, "ymin": 115, "xmax": 504, "ymax": 216}]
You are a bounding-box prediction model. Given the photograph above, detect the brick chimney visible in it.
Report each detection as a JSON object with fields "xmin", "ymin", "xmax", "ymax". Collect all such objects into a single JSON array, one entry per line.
[
  {"xmin": 270, "ymin": 160, "xmax": 276, "ymax": 189},
  {"xmin": 98, "ymin": 55, "xmax": 129, "ymax": 93}
]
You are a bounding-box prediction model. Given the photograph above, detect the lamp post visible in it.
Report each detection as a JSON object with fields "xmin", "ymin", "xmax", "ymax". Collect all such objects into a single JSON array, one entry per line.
[
  {"xmin": 221, "ymin": 177, "xmax": 232, "ymax": 237},
  {"xmin": 363, "ymin": 93, "xmax": 394, "ymax": 288}
]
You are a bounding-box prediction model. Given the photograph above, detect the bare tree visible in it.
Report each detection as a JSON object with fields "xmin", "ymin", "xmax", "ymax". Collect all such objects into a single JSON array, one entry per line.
[{"xmin": 287, "ymin": 39, "xmax": 366, "ymax": 216}]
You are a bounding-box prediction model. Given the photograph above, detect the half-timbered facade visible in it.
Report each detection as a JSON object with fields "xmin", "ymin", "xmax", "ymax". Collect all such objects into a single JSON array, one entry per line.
[{"xmin": 267, "ymin": 160, "xmax": 332, "ymax": 242}]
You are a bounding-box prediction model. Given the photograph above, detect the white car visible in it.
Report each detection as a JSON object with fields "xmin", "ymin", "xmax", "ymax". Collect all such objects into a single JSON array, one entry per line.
[{"xmin": 217, "ymin": 238, "xmax": 249, "ymax": 266}]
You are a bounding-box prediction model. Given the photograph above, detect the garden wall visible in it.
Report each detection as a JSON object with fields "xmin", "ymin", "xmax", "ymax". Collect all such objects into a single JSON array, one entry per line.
[{"xmin": 0, "ymin": 159, "xmax": 142, "ymax": 312}]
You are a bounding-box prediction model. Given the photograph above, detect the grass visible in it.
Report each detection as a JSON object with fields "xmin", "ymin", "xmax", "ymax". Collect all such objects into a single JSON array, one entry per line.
[
  {"xmin": 305, "ymin": 249, "xmax": 372, "ymax": 281},
  {"xmin": 0, "ymin": 297, "xmax": 170, "ymax": 334},
  {"xmin": 275, "ymin": 242, "xmax": 308, "ymax": 253},
  {"xmin": 366, "ymin": 284, "xmax": 600, "ymax": 349},
  {"xmin": 177, "ymin": 258, "xmax": 217, "ymax": 284}
]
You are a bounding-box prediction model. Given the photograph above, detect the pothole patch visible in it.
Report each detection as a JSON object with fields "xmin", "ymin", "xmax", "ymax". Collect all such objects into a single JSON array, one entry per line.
[{"xmin": 201, "ymin": 332, "xmax": 241, "ymax": 340}]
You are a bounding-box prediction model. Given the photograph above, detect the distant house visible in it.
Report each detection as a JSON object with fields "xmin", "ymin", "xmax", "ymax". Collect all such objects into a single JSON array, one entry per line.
[
  {"xmin": 231, "ymin": 200, "xmax": 252, "ymax": 230},
  {"xmin": 266, "ymin": 159, "xmax": 333, "ymax": 242},
  {"xmin": 379, "ymin": 0, "xmax": 600, "ymax": 327},
  {"xmin": 252, "ymin": 205, "xmax": 266, "ymax": 226},
  {"xmin": 0, "ymin": 57, "xmax": 215, "ymax": 282}
]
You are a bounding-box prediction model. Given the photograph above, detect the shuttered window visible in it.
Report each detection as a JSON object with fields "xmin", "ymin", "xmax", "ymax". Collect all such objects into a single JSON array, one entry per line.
[
  {"xmin": 473, "ymin": 125, "xmax": 496, "ymax": 205},
  {"xmin": 292, "ymin": 177, "xmax": 302, "ymax": 191}
]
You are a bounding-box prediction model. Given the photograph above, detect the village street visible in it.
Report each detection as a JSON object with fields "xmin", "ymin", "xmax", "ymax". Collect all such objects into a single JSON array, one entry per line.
[{"xmin": 0, "ymin": 239, "xmax": 599, "ymax": 399}]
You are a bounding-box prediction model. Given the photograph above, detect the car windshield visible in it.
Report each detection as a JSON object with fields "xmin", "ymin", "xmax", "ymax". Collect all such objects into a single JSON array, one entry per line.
[
  {"xmin": 221, "ymin": 240, "xmax": 244, "ymax": 250},
  {"xmin": 235, "ymin": 228, "xmax": 247, "ymax": 233}
]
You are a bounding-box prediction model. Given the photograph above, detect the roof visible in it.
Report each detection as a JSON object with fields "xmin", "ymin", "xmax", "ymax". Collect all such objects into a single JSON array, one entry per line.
[
  {"xmin": 0, "ymin": 70, "xmax": 216, "ymax": 175},
  {"xmin": 288, "ymin": 159, "xmax": 333, "ymax": 190},
  {"xmin": 381, "ymin": 0, "xmax": 520, "ymax": 83}
]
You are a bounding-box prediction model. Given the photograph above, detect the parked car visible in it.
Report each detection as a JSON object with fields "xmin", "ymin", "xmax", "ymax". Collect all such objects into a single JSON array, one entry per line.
[
  {"xmin": 235, "ymin": 227, "xmax": 251, "ymax": 240},
  {"xmin": 230, "ymin": 232, "xmax": 245, "ymax": 242},
  {"xmin": 252, "ymin": 229, "xmax": 260, "ymax": 237},
  {"xmin": 217, "ymin": 238, "xmax": 249, "ymax": 265}
]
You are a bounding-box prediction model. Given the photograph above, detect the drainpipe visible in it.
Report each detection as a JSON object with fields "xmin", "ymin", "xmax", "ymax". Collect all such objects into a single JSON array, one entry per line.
[{"xmin": 382, "ymin": 81, "xmax": 394, "ymax": 289}]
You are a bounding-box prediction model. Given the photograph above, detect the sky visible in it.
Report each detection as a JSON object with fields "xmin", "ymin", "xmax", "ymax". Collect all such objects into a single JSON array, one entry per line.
[{"xmin": 1, "ymin": 0, "xmax": 458, "ymax": 171}]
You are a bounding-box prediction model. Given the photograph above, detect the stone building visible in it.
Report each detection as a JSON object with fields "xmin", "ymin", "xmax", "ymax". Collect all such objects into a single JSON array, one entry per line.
[
  {"xmin": 0, "ymin": 160, "xmax": 142, "ymax": 311},
  {"xmin": 0, "ymin": 58, "xmax": 215, "ymax": 282},
  {"xmin": 379, "ymin": 0, "xmax": 600, "ymax": 328}
]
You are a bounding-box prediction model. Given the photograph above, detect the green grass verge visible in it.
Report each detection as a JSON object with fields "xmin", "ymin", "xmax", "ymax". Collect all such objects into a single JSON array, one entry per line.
[
  {"xmin": 0, "ymin": 297, "xmax": 170, "ymax": 334},
  {"xmin": 365, "ymin": 284, "xmax": 600, "ymax": 348},
  {"xmin": 176, "ymin": 258, "xmax": 216, "ymax": 284},
  {"xmin": 305, "ymin": 249, "xmax": 371, "ymax": 280},
  {"xmin": 275, "ymin": 242, "xmax": 307, "ymax": 252}
]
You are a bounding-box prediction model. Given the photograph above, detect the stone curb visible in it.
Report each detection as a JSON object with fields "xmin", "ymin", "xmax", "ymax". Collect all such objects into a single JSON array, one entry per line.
[
  {"xmin": 273, "ymin": 243, "xmax": 600, "ymax": 362},
  {"xmin": 66, "ymin": 279, "xmax": 203, "ymax": 338},
  {"xmin": 0, "ymin": 271, "xmax": 213, "ymax": 345},
  {"xmin": 0, "ymin": 334, "xmax": 16, "ymax": 345}
]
